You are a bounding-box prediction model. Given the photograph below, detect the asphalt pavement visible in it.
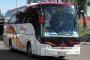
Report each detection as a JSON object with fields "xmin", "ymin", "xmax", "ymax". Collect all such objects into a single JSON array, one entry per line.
[{"xmin": 0, "ymin": 41, "xmax": 90, "ymax": 60}]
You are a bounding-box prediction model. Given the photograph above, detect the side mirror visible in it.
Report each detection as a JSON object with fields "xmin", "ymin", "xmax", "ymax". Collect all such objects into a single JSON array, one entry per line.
[
  {"xmin": 37, "ymin": 10, "xmax": 44, "ymax": 24},
  {"xmin": 78, "ymin": 12, "xmax": 87, "ymax": 24},
  {"xmin": 83, "ymin": 14, "xmax": 87, "ymax": 25}
]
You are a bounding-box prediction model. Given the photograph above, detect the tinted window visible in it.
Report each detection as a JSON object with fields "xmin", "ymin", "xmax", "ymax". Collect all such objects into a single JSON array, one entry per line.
[
  {"xmin": 5, "ymin": 10, "xmax": 16, "ymax": 17},
  {"xmin": 42, "ymin": 4, "xmax": 79, "ymax": 37}
]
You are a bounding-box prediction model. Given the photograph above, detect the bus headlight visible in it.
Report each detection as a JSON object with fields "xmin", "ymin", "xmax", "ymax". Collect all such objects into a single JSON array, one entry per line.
[
  {"xmin": 41, "ymin": 44, "xmax": 51, "ymax": 48},
  {"xmin": 73, "ymin": 45, "xmax": 80, "ymax": 48}
]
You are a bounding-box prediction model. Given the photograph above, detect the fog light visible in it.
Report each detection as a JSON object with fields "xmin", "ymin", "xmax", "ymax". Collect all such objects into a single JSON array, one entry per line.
[
  {"xmin": 48, "ymin": 45, "xmax": 50, "ymax": 47},
  {"xmin": 42, "ymin": 45, "xmax": 45, "ymax": 47},
  {"xmin": 45, "ymin": 45, "xmax": 47, "ymax": 47},
  {"xmin": 42, "ymin": 45, "xmax": 44, "ymax": 46},
  {"xmin": 45, "ymin": 51, "xmax": 46, "ymax": 53}
]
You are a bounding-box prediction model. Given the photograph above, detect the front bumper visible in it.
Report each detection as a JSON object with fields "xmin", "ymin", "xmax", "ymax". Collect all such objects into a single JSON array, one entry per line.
[{"xmin": 40, "ymin": 47, "xmax": 80, "ymax": 56}]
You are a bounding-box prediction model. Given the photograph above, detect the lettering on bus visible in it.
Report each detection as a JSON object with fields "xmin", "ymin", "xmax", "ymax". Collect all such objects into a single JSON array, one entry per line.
[{"xmin": 20, "ymin": 26, "xmax": 27, "ymax": 31}]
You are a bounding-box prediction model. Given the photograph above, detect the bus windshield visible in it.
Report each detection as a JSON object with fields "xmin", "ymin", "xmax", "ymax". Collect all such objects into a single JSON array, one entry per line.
[{"xmin": 42, "ymin": 4, "xmax": 80, "ymax": 37}]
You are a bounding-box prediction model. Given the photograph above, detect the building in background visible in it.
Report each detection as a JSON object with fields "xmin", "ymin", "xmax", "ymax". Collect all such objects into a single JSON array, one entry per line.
[{"xmin": 0, "ymin": 9, "xmax": 4, "ymax": 40}]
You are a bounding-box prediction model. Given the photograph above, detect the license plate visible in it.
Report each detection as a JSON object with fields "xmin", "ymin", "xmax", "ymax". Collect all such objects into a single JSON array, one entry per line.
[{"xmin": 58, "ymin": 52, "xmax": 67, "ymax": 54}]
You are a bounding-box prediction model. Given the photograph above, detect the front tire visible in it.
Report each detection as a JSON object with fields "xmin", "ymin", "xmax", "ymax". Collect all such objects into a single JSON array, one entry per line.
[{"xmin": 27, "ymin": 44, "xmax": 34, "ymax": 58}]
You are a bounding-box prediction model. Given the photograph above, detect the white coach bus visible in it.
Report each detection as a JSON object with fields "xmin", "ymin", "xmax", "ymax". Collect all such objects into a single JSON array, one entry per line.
[{"xmin": 3, "ymin": 0, "xmax": 82, "ymax": 59}]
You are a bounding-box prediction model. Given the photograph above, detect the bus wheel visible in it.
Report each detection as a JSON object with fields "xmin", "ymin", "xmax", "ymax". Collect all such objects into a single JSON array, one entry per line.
[
  {"xmin": 27, "ymin": 44, "xmax": 34, "ymax": 58},
  {"xmin": 9, "ymin": 40, "xmax": 14, "ymax": 52},
  {"xmin": 58, "ymin": 56, "xmax": 65, "ymax": 59}
]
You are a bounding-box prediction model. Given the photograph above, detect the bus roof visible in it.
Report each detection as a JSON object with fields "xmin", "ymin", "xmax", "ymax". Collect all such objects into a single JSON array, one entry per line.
[
  {"xmin": 41, "ymin": 2, "xmax": 74, "ymax": 6},
  {"xmin": 7, "ymin": 2, "xmax": 74, "ymax": 12}
]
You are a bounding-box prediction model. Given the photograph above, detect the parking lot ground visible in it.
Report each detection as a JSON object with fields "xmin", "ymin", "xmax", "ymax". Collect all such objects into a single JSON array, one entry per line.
[{"xmin": 0, "ymin": 41, "xmax": 90, "ymax": 60}]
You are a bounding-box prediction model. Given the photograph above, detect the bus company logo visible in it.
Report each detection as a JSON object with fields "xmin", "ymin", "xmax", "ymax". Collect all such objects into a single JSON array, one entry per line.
[
  {"xmin": 60, "ymin": 41, "xmax": 66, "ymax": 45},
  {"xmin": 62, "ymin": 41, "xmax": 64, "ymax": 44},
  {"xmin": 20, "ymin": 26, "xmax": 27, "ymax": 31}
]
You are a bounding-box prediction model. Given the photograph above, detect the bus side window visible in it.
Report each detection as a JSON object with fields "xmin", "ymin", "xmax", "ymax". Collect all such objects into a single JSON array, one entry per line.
[
  {"xmin": 9, "ymin": 11, "xmax": 18, "ymax": 24},
  {"xmin": 15, "ymin": 19, "xmax": 20, "ymax": 24},
  {"xmin": 27, "ymin": 17, "xmax": 31, "ymax": 23},
  {"xmin": 22, "ymin": 17, "xmax": 27, "ymax": 23},
  {"xmin": 7, "ymin": 10, "xmax": 16, "ymax": 24},
  {"xmin": 15, "ymin": 11, "xmax": 23, "ymax": 23}
]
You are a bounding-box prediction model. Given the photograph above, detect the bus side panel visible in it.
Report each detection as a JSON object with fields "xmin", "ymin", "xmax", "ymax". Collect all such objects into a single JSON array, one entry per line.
[
  {"xmin": 15, "ymin": 23, "xmax": 36, "ymax": 52},
  {"xmin": 36, "ymin": 40, "xmax": 41, "ymax": 55},
  {"xmin": 3, "ymin": 17, "xmax": 9, "ymax": 47},
  {"xmin": 24, "ymin": 23, "xmax": 41, "ymax": 55},
  {"xmin": 3, "ymin": 24, "xmax": 9, "ymax": 47},
  {"xmin": 15, "ymin": 24, "xmax": 26, "ymax": 51},
  {"xmin": 8, "ymin": 24, "xmax": 17, "ymax": 49},
  {"xmin": 16, "ymin": 33, "xmax": 26, "ymax": 51},
  {"xmin": 25, "ymin": 23, "xmax": 37, "ymax": 54},
  {"xmin": 25, "ymin": 35, "xmax": 37, "ymax": 54}
]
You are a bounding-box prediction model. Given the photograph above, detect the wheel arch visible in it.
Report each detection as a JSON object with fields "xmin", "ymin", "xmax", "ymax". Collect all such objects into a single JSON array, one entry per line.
[
  {"xmin": 9, "ymin": 38, "xmax": 12, "ymax": 47},
  {"xmin": 27, "ymin": 41, "xmax": 31, "ymax": 52}
]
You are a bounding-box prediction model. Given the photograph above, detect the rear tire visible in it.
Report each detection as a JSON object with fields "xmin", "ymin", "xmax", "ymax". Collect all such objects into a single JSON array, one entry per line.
[
  {"xmin": 58, "ymin": 56, "xmax": 65, "ymax": 59},
  {"xmin": 9, "ymin": 40, "xmax": 14, "ymax": 52},
  {"xmin": 27, "ymin": 43, "xmax": 34, "ymax": 58}
]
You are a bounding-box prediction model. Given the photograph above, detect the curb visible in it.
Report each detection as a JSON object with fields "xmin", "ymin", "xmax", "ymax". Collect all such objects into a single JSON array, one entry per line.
[{"xmin": 0, "ymin": 46, "xmax": 3, "ymax": 48}]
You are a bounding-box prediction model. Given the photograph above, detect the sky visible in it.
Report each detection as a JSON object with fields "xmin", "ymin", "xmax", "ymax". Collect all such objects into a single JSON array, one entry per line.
[
  {"xmin": 0, "ymin": 0, "xmax": 90, "ymax": 16},
  {"xmin": 0, "ymin": 0, "xmax": 27, "ymax": 15}
]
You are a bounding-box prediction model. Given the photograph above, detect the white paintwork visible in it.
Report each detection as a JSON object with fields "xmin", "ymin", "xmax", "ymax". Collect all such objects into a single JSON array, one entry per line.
[
  {"xmin": 3, "ymin": 2, "xmax": 80, "ymax": 58},
  {"xmin": 40, "ymin": 44, "xmax": 80, "ymax": 56},
  {"xmin": 3, "ymin": 18, "xmax": 80, "ymax": 57},
  {"xmin": 16, "ymin": 23, "xmax": 35, "ymax": 34}
]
